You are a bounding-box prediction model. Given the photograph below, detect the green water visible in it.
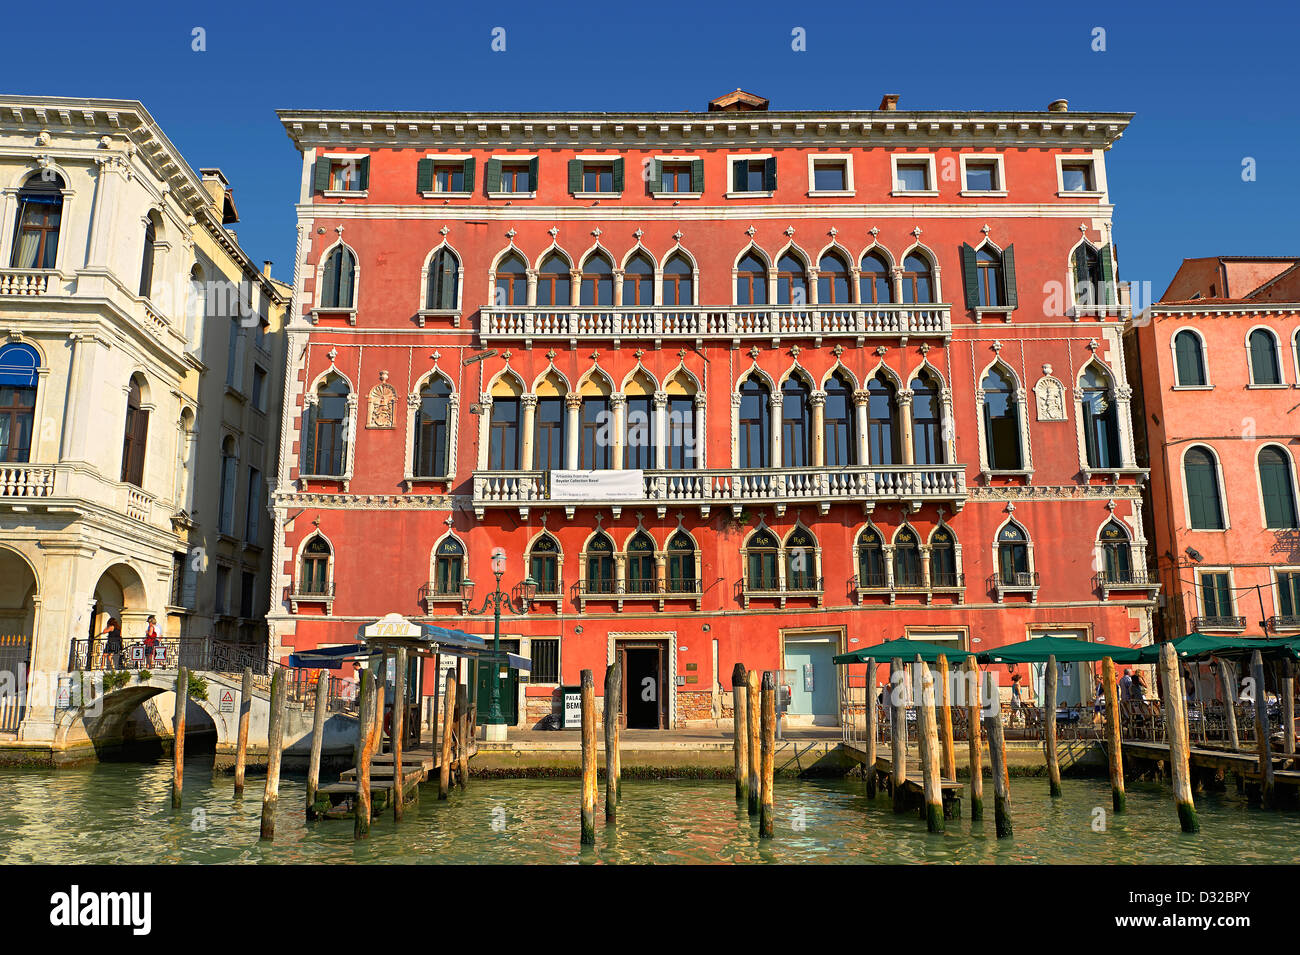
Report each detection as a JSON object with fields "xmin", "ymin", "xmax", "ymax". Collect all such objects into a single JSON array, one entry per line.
[{"xmin": 0, "ymin": 758, "xmax": 1296, "ymax": 864}]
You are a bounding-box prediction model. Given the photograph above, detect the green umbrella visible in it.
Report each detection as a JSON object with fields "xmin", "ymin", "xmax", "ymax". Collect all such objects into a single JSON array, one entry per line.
[
  {"xmin": 1134, "ymin": 633, "xmax": 1297, "ymax": 663},
  {"xmin": 977, "ymin": 634, "xmax": 1144, "ymax": 665},
  {"xmin": 833, "ymin": 637, "xmax": 974, "ymax": 666}
]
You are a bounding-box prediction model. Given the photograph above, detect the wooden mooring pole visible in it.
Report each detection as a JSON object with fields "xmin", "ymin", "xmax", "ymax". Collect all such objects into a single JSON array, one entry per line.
[
  {"xmin": 864, "ymin": 658, "xmax": 878, "ymax": 798},
  {"xmin": 604, "ymin": 659, "xmax": 621, "ymax": 822},
  {"xmin": 392, "ymin": 647, "xmax": 407, "ymax": 822},
  {"xmin": 746, "ymin": 668, "xmax": 760, "ymax": 817},
  {"xmin": 306, "ymin": 667, "xmax": 329, "ymax": 817},
  {"xmin": 354, "ymin": 670, "xmax": 376, "ymax": 839},
  {"xmin": 937, "ymin": 654, "xmax": 956, "ymax": 785},
  {"xmin": 580, "ymin": 669, "xmax": 596, "ymax": 845},
  {"xmin": 454, "ymin": 683, "xmax": 468, "ymax": 789},
  {"xmin": 759, "ymin": 670, "xmax": 776, "ymax": 839},
  {"xmin": 1102, "ymin": 656, "xmax": 1126, "ymax": 813},
  {"xmin": 732, "ymin": 664, "xmax": 749, "ymax": 805},
  {"xmin": 1217, "ymin": 658, "xmax": 1240, "ymax": 751},
  {"xmin": 966, "ymin": 657, "xmax": 984, "ymax": 821},
  {"xmin": 983, "ymin": 679, "xmax": 1012, "ymax": 838},
  {"xmin": 889, "ymin": 658, "xmax": 907, "ymax": 814},
  {"xmin": 261, "ymin": 668, "xmax": 287, "ymax": 841},
  {"xmin": 916, "ymin": 657, "xmax": 944, "ymax": 833},
  {"xmin": 1283, "ymin": 658, "xmax": 1296, "ymax": 758},
  {"xmin": 171, "ymin": 667, "xmax": 187, "ymax": 809},
  {"xmin": 1045, "ymin": 654, "xmax": 1061, "ymax": 797},
  {"xmin": 439, "ymin": 669, "xmax": 456, "ymax": 798},
  {"xmin": 1158, "ymin": 642, "xmax": 1199, "ymax": 832},
  {"xmin": 234, "ymin": 667, "xmax": 252, "ymax": 796},
  {"xmin": 1250, "ymin": 650, "xmax": 1274, "ymax": 809}
]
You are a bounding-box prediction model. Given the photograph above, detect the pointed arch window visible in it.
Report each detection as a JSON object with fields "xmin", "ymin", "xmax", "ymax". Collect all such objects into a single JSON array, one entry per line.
[
  {"xmin": 786, "ymin": 527, "xmax": 817, "ymax": 591},
  {"xmin": 1081, "ymin": 363, "xmax": 1121, "ymax": 468},
  {"xmin": 11, "ymin": 173, "xmax": 63, "ymax": 269},
  {"xmin": 781, "ymin": 376, "xmax": 811, "ymax": 467},
  {"xmin": 623, "ymin": 253, "xmax": 654, "ymax": 306},
  {"xmin": 860, "ymin": 251, "xmax": 893, "ymax": 304},
  {"xmin": 320, "ymin": 245, "xmax": 356, "ymax": 309},
  {"xmin": 624, "ymin": 381, "xmax": 655, "ymax": 471},
  {"xmin": 0, "ymin": 342, "xmax": 39, "ymax": 463},
  {"xmin": 121, "ymin": 378, "xmax": 149, "ymax": 487},
  {"xmin": 900, "ymin": 254, "xmax": 934, "ymax": 304},
  {"xmin": 585, "ymin": 534, "xmax": 616, "ymax": 594},
  {"xmin": 1259, "ymin": 446, "xmax": 1298, "ymax": 529},
  {"xmin": 495, "ymin": 252, "xmax": 528, "ymax": 307},
  {"xmin": 414, "ymin": 377, "xmax": 452, "ymax": 477},
  {"xmin": 857, "ymin": 528, "xmax": 885, "ymax": 588},
  {"xmin": 626, "ymin": 532, "xmax": 658, "ymax": 594},
  {"xmin": 536, "ymin": 253, "xmax": 571, "ymax": 306},
  {"xmin": 893, "ymin": 528, "xmax": 922, "ymax": 588},
  {"xmin": 1072, "ymin": 244, "xmax": 1104, "ymax": 306},
  {"xmin": 535, "ymin": 395, "xmax": 565, "ymax": 472},
  {"xmin": 304, "ymin": 375, "xmax": 349, "ymax": 476},
  {"xmin": 580, "ymin": 253, "xmax": 614, "ymax": 307},
  {"xmin": 867, "ymin": 373, "xmax": 900, "ymax": 465},
  {"xmin": 529, "ymin": 534, "xmax": 561, "ymax": 595},
  {"xmin": 911, "ymin": 370, "xmax": 943, "ymax": 465},
  {"xmin": 432, "ymin": 537, "xmax": 465, "ymax": 595},
  {"xmin": 737, "ymin": 253, "xmax": 768, "ymax": 305},
  {"xmin": 666, "ymin": 377, "xmax": 697, "ymax": 470},
  {"xmin": 982, "ymin": 365, "xmax": 1022, "ymax": 470},
  {"xmin": 1099, "ymin": 521, "xmax": 1132, "ymax": 584},
  {"xmin": 824, "ymin": 371, "xmax": 857, "ymax": 466},
  {"xmin": 300, "ymin": 537, "xmax": 331, "ymax": 596},
  {"xmin": 1174, "ymin": 330, "xmax": 1207, "ymax": 386},
  {"xmin": 662, "ymin": 253, "xmax": 693, "ymax": 306},
  {"xmin": 666, "ymin": 532, "xmax": 697, "ymax": 593},
  {"xmin": 1184, "ymin": 446, "xmax": 1225, "ymax": 530},
  {"xmin": 746, "ymin": 528, "xmax": 780, "ymax": 591},
  {"xmin": 975, "ymin": 246, "xmax": 1004, "ymax": 307},
  {"xmin": 997, "ymin": 523, "xmax": 1030, "ymax": 586},
  {"xmin": 931, "ymin": 528, "xmax": 958, "ymax": 588},
  {"xmin": 581, "ymin": 392, "xmax": 612, "ymax": 469},
  {"xmin": 426, "ymin": 248, "xmax": 459, "ymax": 310},
  {"xmin": 739, "ymin": 377, "xmax": 771, "ymax": 468},
  {"xmin": 776, "ymin": 254, "xmax": 808, "ymax": 306},
  {"xmin": 488, "ymin": 394, "xmax": 521, "ymax": 470},
  {"xmin": 817, "ymin": 252, "xmax": 850, "ymax": 304},
  {"xmin": 1249, "ymin": 329, "xmax": 1282, "ymax": 385}
]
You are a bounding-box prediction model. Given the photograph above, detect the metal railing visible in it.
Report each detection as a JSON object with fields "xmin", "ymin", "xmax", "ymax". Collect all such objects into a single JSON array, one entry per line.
[
  {"xmin": 1191, "ymin": 616, "xmax": 1246, "ymax": 632},
  {"xmin": 286, "ymin": 581, "xmax": 335, "ymax": 600},
  {"xmin": 69, "ymin": 637, "xmax": 269, "ymax": 675},
  {"xmin": 1267, "ymin": 615, "xmax": 1300, "ymax": 633},
  {"xmin": 1093, "ymin": 569, "xmax": 1158, "ymax": 589},
  {"xmin": 989, "ymin": 571, "xmax": 1040, "ymax": 591}
]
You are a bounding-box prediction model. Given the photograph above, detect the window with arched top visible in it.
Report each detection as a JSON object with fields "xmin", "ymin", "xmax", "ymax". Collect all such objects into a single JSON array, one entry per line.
[
  {"xmin": 321, "ymin": 245, "xmax": 356, "ymax": 309},
  {"xmin": 495, "ymin": 252, "xmax": 528, "ymax": 306},
  {"xmin": 931, "ymin": 527, "xmax": 958, "ymax": 588},
  {"xmin": 786, "ymin": 527, "xmax": 817, "ymax": 591},
  {"xmin": 975, "ymin": 246, "xmax": 1004, "ymax": 307},
  {"xmin": 535, "ymin": 394, "xmax": 565, "ymax": 472},
  {"xmin": 900, "ymin": 253, "xmax": 934, "ymax": 304},
  {"xmin": 737, "ymin": 252, "xmax": 768, "ymax": 305},
  {"xmin": 0, "ymin": 342, "xmax": 40, "ymax": 463},
  {"xmin": 893, "ymin": 528, "xmax": 922, "ymax": 588},
  {"xmin": 304, "ymin": 375, "xmax": 350, "ymax": 476},
  {"xmin": 739, "ymin": 377, "xmax": 771, "ymax": 468},
  {"xmin": 781, "ymin": 376, "xmax": 811, "ymax": 467},
  {"xmin": 626, "ymin": 532, "xmax": 657, "ymax": 594},
  {"xmin": 666, "ymin": 531, "xmax": 696, "ymax": 593},
  {"xmin": 433, "ymin": 537, "xmax": 465, "ymax": 595},
  {"xmin": 138, "ymin": 215, "xmax": 157, "ymax": 299},
  {"xmin": 426, "ymin": 248, "xmax": 459, "ymax": 310},
  {"xmin": 121, "ymin": 378, "xmax": 149, "ymax": 487},
  {"xmin": 776, "ymin": 254, "xmax": 808, "ymax": 306},
  {"xmin": 867, "ymin": 373, "xmax": 899, "ymax": 465},
  {"xmin": 1174, "ymin": 330, "xmax": 1207, "ymax": 386},
  {"xmin": 1072, "ymin": 244, "xmax": 1104, "ymax": 306},
  {"xmin": 1249, "ymin": 328, "xmax": 1282, "ymax": 385},
  {"xmin": 1080, "ymin": 363, "xmax": 1121, "ymax": 469},
  {"xmin": 623, "ymin": 252, "xmax": 654, "ymax": 306},
  {"xmin": 536, "ymin": 253, "xmax": 571, "ymax": 306},
  {"xmin": 585, "ymin": 534, "xmax": 616, "ymax": 594},
  {"xmin": 1098, "ymin": 521, "xmax": 1131, "ymax": 583},
  {"xmin": 746, "ymin": 528, "xmax": 780, "ymax": 591},
  {"xmin": 580, "ymin": 253, "xmax": 613, "ymax": 307},
  {"xmin": 817, "ymin": 252, "xmax": 850, "ymax": 304},
  {"xmin": 857, "ymin": 528, "xmax": 885, "ymax": 588},
  {"xmin": 580, "ymin": 388, "xmax": 612, "ymax": 470},
  {"xmin": 1259, "ymin": 446, "xmax": 1298, "ymax": 529},
  {"xmin": 11, "ymin": 173, "xmax": 64, "ymax": 269},
  {"xmin": 824, "ymin": 371, "xmax": 857, "ymax": 466},
  {"xmin": 1184, "ymin": 446, "xmax": 1225, "ymax": 530},
  {"xmin": 911, "ymin": 370, "xmax": 943, "ymax": 465},
  {"xmin": 982, "ymin": 365, "xmax": 1022, "ymax": 470},
  {"xmin": 662, "ymin": 253, "xmax": 693, "ymax": 306},
  {"xmin": 529, "ymin": 534, "xmax": 561, "ymax": 595},
  {"xmin": 488, "ymin": 393, "xmax": 520, "ymax": 470},
  {"xmin": 300, "ymin": 537, "xmax": 332, "ymax": 595},
  {"xmin": 623, "ymin": 373, "xmax": 655, "ymax": 470},
  {"xmin": 666, "ymin": 373, "xmax": 697, "ymax": 470},
  {"xmin": 414, "ymin": 377, "xmax": 452, "ymax": 477},
  {"xmin": 860, "ymin": 251, "xmax": 893, "ymax": 304},
  {"xmin": 996, "ymin": 523, "xmax": 1030, "ymax": 586}
]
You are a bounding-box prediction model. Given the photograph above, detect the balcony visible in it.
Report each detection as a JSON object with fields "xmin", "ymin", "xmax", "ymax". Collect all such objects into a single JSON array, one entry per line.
[
  {"xmin": 1192, "ymin": 615, "xmax": 1246, "ymax": 633},
  {"xmin": 570, "ymin": 578, "xmax": 703, "ymax": 612},
  {"xmin": 480, "ymin": 303, "xmax": 951, "ymax": 348},
  {"xmin": 0, "ymin": 268, "xmax": 58, "ymax": 297},
  {"xmin": 471, "ymin": 464, "xmax": 967, "ymax": 519},
  {"xmin": 1268, "ymin": 615, "xmax": 1300, "ymax": 633},
  {"xmin": 418, "ymin": 581, "xmax": 467, "ymax": 614},
  {"xmin": 852, "ymin": 572, "xmax": 966, "ymax": 605},
  {"xmin": 1093, "ymin": 570, "xmax": 1161, "ymax": 600},
  {"xmin": 988, "ymin": 571, "xmax": 1040, "ymax": 602},
  {"xmin": 740, "ymin": 576, "xmax": 824, "ymax": 610},
  {"xmin": 286, "ymin": 581, "xmax": 335, "ymax": 614},
  {"xmin": 0, "ymin": 464, "xmax": 159, "ymax": 527}
]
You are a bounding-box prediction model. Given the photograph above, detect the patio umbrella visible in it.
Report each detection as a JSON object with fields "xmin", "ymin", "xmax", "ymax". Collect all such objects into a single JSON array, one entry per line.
[
  {"xmin": 977, "ymin": 634, "xmax": 1144, "ymax": 665},
  {"xmin": 833, "ymin": 637, "xmax": 973, "ymax": 665},
  {"xmin": 1133, "ymin": 633, "xmax": 1297, "ymax": 664}
]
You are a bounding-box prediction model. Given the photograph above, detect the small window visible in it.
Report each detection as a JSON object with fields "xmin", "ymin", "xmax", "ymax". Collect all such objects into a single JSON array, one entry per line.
[
  {"xmin": 531, "ymin": 638, "xmax": 560, "ymax": 683},
  {"xmin": 1199, "ymin": 571, "xmax": 1233, "ymax": 618},
  {"xmin": 734, "ymin": 159, "xmax": 767, "ymax": 192},
  {"xmin": 1061, "ymin": 161, "xmax": 1095, "ymax": 192},
  {"xmin": 433, "ymin": 538, "xmax": 465, "ymax": 595},
  {"xmin": 1184, "ymin": 446, "xmax": 1225, "ymax": 530},
  {"xmin": 1277, "ymin": 571, "xmax": 1300, "ymax": 619},
  {"xmin": 327, "ymin": 158, "xmax": 367, "ymax": 192},
  {"xmin": 964, "ymin": 160, "xmax": 1000, "ymax": 192},
  {"xmin": 1173, "ymin": 330, "xmax": 1207, "ymax": 386},
  {"xmin": 11, "ymin": 173, "xmax": 64, "ymax": 269},
  {"xmin": 894, "ymin": 160, "xmax": 931, "ymax": 192},
  {"xmin": 583, "ymin": 163, "xmax": 615, "ymax": 193},
  {"xmin": 498, "ymin": 162, "xmax": 532, "ymax": 193},
  {"xmin": 1249, "ymin": 329, "xmax": 1282, "ymax": 385},
  {"xmin": 300, "ymin": 537, "xmax": 331, "ymax": 595},
  {"xmin": 434, "ymin": 162, "xmax": 465, "ymax": 193},
  {"xmin": 529, "ymin": 534, "xmax": 561, "ymax": 595},
  {"xmin": 251, "ymin": 366, "xmax": 267, "ymax": 412},
  {"xmin": 811, "ymin": 159, "xmax": 847, "ymax": 192},
  {"xmin": 1259, "ymin": 447, "xmax": 1298, "ymax": 529},
  {"xmin": 240, "ymin": 571, "xmax": 256, "ymax": 618},
  {"xmin": 660, "ymin": 162, "xmax": 693, "ymax": 193},
  {"xmin": 215, "ymin": 565, "xmax": 231, "ymax": 615}
]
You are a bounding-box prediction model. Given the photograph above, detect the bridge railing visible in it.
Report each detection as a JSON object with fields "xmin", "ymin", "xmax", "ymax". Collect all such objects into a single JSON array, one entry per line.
[{"xmin": 68, "ymin": 637, "xmax": 269, "ymax": 676}]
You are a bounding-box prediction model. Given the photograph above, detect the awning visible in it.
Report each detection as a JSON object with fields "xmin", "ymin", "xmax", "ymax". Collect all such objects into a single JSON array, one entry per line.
[
  {"xmin": 479, "ymin": 651, "xmax": 533, "ymax": 672},
  {"xmin": 1134, "ymin": 633, "xmax": 1299, "ymax": 663},
  {"xmin": 355, "ymin": 614, "xmax": 487, "ymax": 655},
  {"xmin": 287, "ymin": 644, "xmax": 376, "ymax": 668},
  {"xmin": 834, "ymin": 637, "xmax": 974, "ymax": 665},
  {"xmin": 978, "ymin": 635, "xmax": 1145, "ymax": 665}
]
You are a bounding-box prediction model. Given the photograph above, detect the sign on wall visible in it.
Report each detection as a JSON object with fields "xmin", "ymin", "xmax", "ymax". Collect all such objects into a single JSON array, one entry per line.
[
  {"xmin": 550, "ymin": 470, "xmax": 644, "ymax": 501},
  {"xmin": 562, "ymin": 686, "xmax": 582, "ymax": 729}
]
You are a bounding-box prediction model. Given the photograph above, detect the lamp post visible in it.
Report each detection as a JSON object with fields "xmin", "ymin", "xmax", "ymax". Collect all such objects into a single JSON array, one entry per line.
[{"xmin": 463, "ymin": 554, "xmax": 537, "ymax": 742}]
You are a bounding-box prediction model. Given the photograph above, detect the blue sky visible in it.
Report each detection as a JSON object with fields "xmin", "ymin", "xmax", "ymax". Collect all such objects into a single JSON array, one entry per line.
[{"xmin": 8, "ymin": 0, "xmax": 1297, "ymax": 298}]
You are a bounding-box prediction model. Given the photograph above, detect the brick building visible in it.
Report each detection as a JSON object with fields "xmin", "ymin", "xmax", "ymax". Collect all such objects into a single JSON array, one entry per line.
[{"xmin": 270, "ymin": 91, "xmax": 1154, "ymax": 729}]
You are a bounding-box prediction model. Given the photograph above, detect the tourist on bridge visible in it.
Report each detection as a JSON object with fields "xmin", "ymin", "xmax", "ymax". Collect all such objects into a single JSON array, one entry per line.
[
  {"xmin": 97, "ymin": 618, "xmax": 122, "ymax": 670},
  {"xmin": 143, "ymin": 616, "xmax": 159, "ymax": 667}
]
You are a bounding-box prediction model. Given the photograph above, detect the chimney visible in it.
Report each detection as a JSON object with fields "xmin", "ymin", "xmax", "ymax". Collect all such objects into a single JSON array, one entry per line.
[
  {"xmin": 879, "ymin": 94, "xmax": 899, "ymax": 111},
  {"xmin": 199, "ymin": 168, "xmax": 228, "ymax": 211},
  {"xmin": 1048, "ymin": 99, "xmax": 1069, "ymax": 113},
  {"xmin": 262, "ymin": 261, "xmax": 273, "ymax": 278}
]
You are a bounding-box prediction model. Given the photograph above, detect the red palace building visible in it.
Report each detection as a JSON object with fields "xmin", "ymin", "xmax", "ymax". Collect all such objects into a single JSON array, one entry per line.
[{"xmin": 270, "ymin": 90, "xmax": 1154, "ymax": 730}]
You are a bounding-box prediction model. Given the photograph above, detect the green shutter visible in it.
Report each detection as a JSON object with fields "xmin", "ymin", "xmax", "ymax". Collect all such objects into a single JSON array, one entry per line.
[
  {"xmin": 358, "ymin": 157, "xmax": 369, "ymax": 191},
  {"xmin": 313, "ymin": 159, "xmax": 331, "ymax": 192},
  {"xmin": 338, "ymin": 251, "xmax": 354, "ymax": 308},
  {"xmin": 301, "ymin": 406, "xmax": 316, "ymax": 474},
  {"xmin": 486, "ymin": 158, "xmax": 501, "ymax": 193},
  {"xmin": 1002, "ymin": 244, "xmax": 1018, "ymax": 308},
  {"xmin": 732, "ymin": 159, "xmax": 744, "ymax": 192},
  {"xmin": 647, "ymin": 159, "xmax": 662, "ymax": 195},
  {"xmin": 690, "ymin": 158, "xmax": 703, "ymax": 193},
  {"xmin": 462, "ymin": 158, "xmax": 475, "ymax": 192},
  {"xmin": 528, "ymin": 156, "xmax": 539, "ymax": 191},
  {"xmin": 961, "ymin": 243, "xmax": 979, "ymax": 308},
  {"xmin": 1099, "ymin": 244, "xmax": 1115, "ymax": 305},
  {"xmin": 764, "ymin": 156, "xmax": 777, "ymax": 191},
  {"xmin": 416, "ymin": 158, "xmax": 434, "ymax": 193},
  {"xmin": 613, "ymin": 158, "xmax": 625, "ymax": 192},
  {"xmin": 1261, "ymin": 450, "xmax": 1298, "ymax": 528},
  {"xmin": 568, "ymin": 159, "xmax": 582, "ymax": 194},
  {"xmin": 440, "ymin": 252, "xmax": 457, "ymax": 309},
  {"xmin": 1073, "ymin": 245, "xmax": 1090, "ymax": 288}
]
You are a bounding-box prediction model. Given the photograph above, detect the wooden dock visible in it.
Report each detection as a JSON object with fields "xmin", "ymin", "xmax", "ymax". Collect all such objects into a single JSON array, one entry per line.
[
  {"xmin": 310, "ymin": 741, "xmax": 478, "ymax": 820},
  {"xmin": 842, "ymin": 742, "xmax": 963, "ymax": 818},
  {"xmin": 1122, "ymin": 740, "xmax": 1300, "ymax": 794}
]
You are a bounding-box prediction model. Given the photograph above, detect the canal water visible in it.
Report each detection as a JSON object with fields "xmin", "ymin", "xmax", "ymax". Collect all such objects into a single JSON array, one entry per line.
[{"xmin": 1, "ymin": 758, "xmax": 1297, "ymax": 864}]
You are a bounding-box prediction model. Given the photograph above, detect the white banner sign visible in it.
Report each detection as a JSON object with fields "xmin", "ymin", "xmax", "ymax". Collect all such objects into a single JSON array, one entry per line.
[{"xmin": 550, "ymin": 469, "xmax": 643, "ymax": 501}]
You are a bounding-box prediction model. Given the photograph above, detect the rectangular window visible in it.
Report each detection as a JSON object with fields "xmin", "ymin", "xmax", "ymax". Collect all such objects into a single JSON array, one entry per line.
[
  {"xmin": 732, "ymin": 159, "xmax": 768, "ymax": 192},
  {"xmin": 582, "ymin": 164, "xmax": 615, "ymax": 193},
  {"xmin": 1061, "ymin": 161, "xmax": 1095, "ymax": 192},
  {"xmin": 215, "ymin": 565, "xmax": 230, "ymax": 615},
  {"xmin": 499, "ymin": 163, "xmax": 531, "ymax": 193},
  {"xmin": 811, "ymin": 160, "xmax": 847, "ymax": 192},
  {"xmin": 251, "ymin": 366, "xmax": 267, "ymax": 412},
  {"xmin": 327, "ymin": 158, "xmax": 367, "ymax": 192},
  {"xmin": 660, "ymin": 162, "xmax": 693, "ymax": 193},
  {"xmin": 171, "ymin": 553, "xmax": 186, "ymax": 607},
  {"xmin": 239, "ymin": 571, "xmax": 255, "ymax": 618},
  {"xmin": 435, "ymin": 163, "xmax": 465, "ymax": 193},
  {"xmin": 531, "ymin": 638, "xmax": 560, "ymax": 683},
  {"xmin": 1278, "ymin": 571, "xmax": 1300, "ymax": 618},
  {"xmin": 245, "ymin": 467, "xmax": 261, "ymax": 541},
  {"xmin": 895, "ymin": 161, "xmax": 931, "ymax": 192},
  {"xmin": 1200, "ymin": 571, "xmax": 1232, "ymax": 618},
  {"xmin": 964, "ymin": 160, "xmax": 1000, "ymax": 192}
]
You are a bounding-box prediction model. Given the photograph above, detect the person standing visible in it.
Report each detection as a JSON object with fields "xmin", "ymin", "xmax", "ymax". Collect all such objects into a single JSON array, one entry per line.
[
  {"xmin": 98, "ymin": 618, "xmax": 122, "ymax": 670},
  {"xmin": 143, "ymin": 615, "xmax": 159, "ymax": 668},
  {"xmin": 1119, "ymin": 668, "xmax": 1134, "ymax": 702}
]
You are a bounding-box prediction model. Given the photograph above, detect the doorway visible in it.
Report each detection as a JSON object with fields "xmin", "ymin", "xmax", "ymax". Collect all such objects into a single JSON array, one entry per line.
[
  {"xmin": 1027, "ymin": 629, "xmax": 1086, "ymax": 707},
  {"xmin": 475, "ymin": 638, "xmax": 520, "ymax": 726},
  {"xmin": 782, "ymin": 631, "xmax": 840, "ymax": 725},
  {"xmin": 618, "ymin": 641, "xmax": 666, "ymax": 729}
]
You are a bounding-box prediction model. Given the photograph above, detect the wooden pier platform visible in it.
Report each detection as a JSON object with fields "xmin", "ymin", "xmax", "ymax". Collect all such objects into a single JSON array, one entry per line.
[
  {"xmin": 1122, "ymin": 740, "xmax": 1300, "ymax": 791},
  {"xmin": 310, "ymin": 741, "xmax": 478, "ymax": 820},
  {"xmin": 842, "ymin": 742, "xmax": 963, "ymax": 818}
]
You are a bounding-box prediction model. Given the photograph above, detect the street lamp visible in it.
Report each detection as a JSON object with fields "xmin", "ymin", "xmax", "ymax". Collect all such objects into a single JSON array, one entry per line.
[{"xmin": 464, "ymin": 554, "xmax": 537, "ymax": 742}]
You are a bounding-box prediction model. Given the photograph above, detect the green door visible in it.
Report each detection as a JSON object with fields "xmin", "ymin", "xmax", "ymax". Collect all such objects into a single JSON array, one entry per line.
[{"xmin": 476, "ymin": 644, "xmax": 519, "ymax": 725}]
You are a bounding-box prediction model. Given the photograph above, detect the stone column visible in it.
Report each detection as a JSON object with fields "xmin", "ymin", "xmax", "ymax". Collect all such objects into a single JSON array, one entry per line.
[
  {"xmin": 892, "ymin": 267, "xmax": 905, "ymax": 307},
  {"xmin": 770, "ymin": 393, "xmax": 784, "ymax": 468},
  {"xmin": 526, "ymin": 269, "xmax": 538, "ymax": 306},
  {"xmin": 810, "ymin": 390, "xmax": 827, "ymax": 467},
  {"xmin": 565, "ymin": 394, "xmax": 582, "ymax": 470},
  {"xmin": 693, "ymin": 395, "xmax": 707, "ymax": 469},
  {"xmin": 653, "ymin": 392, "xmax": 668, "ymax": 470},
  {"xmin": 853, "ymin": 390, "xmax": 870, "ymax": 465},
  {"xmin": 87, "ymin": 155, "xmax": 127, "ymax": 270},
  {"xmin": 610, "ymin": 393, "xmax": 626, "ymax": 470},
  {"xmin": 882, "ymin": 545, "xmax": 896, "ymax": 590},
  {"xmin": 920, "ymin": 545, "xmax": 932, "ymax": 589},
  {"xmin": 477, "ymin": 394, "xmax": 493, "ymax": 469},
  {"xmin": 898, "ymin": 388, "xmax": 915, "ymax": 466},
  {"xmin": 520, "ymin": 394, "xmax": 538, "ymax": 471},
  {"xmin": 59, "ymin": 333, "xmax": 86, "ymax": 460},
  {"xmin": 807, "ymin": 268, "xmax": 820, "ymax": 307}
]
